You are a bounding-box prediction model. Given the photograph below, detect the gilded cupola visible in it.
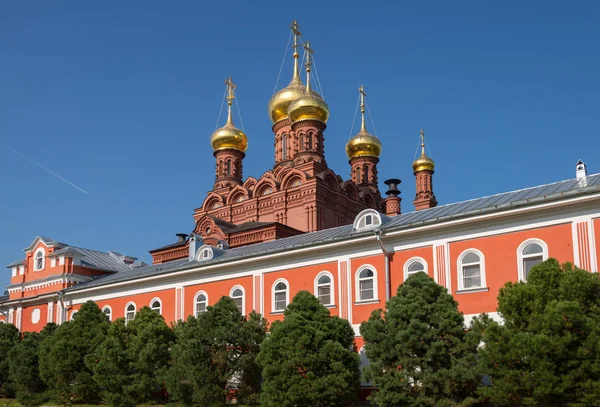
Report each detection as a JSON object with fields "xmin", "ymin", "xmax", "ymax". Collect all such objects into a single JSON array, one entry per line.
[
  {"xmin": 412, "ymin": 129, "xmax": 435, "ymax": 172},
  {"xmin": 210, "ymin": 77, "xmax": 248, "ymax": 153},
  {"xmin": 287, "ymin": 41, "xmax": 330, "ymax": 124},
  {"xmin": 346, "ymin": 85, "xmax": 382, "ymax": 160}
]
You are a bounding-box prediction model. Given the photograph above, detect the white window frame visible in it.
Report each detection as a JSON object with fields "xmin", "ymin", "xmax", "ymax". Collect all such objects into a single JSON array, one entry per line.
[
  {"xmin": 33, "ymin": 248, "xmax": 45, "ymax": 271},
  {"xmin": 314, "ymin": 271, "xmax": 335, "ymax": 306},
  {"xmin": 517, "ymin": 238, "xmax": 548, "ymax": 281},
  {"xmin": 404, "ymin": 257, "xmax": 428, "ymax": 281},
  {"xmin": 102, "ymin": 305, "xmax": 112, "ymax": 321},
  {"xmin": 355, "ymin": 264, "xmax": 378, "ymax": 302},
  {"xmin": 194, "ymin": 291, "xmax": 209, "ymax": 316},
  {"xmin": 457, "ymin": 249, "xmax": 487, "ymax": 292},
  {"xmin": 229, "ymin": 285, "xmax": 245, "ymax": 315},
  {"xmin": 69, "ymin": 310, "xmax": 78, "ymax": 321},
  {"xmin": 271, "ymin": 278, "xmax": 290, "ymax": 313},
  {"xmin": 150, "ymin": 297, "xmax": 162, "ymax": 315},
  {"xmin": 353, "ymin": 209, "xmax": 382, "ymax": 231},
  {"xmin": 125, "ymin": 302, "xmax": 136, "ymax": 322},
  {"xmin": 197, "ymin": 246, "xmax": 213, "ymax": 261}
]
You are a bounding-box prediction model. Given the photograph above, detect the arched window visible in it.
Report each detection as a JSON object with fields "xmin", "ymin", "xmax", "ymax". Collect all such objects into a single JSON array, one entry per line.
[
  {"xmin": 353, "ymin": 209, "xmax": 382, "ymax": 231},
  {"xmin": 33, "ymin": 249, "xmax": 45, "ymax": 271},
  {"xmin": 364, "ymin": 166, "xmax": 370, "ymax": 183},
  {"xmin": 125, "ymin": 302, "xmax": 136, "ymax": 322},
  {"xmin": 102, "ymin": 306, "xmax": 112, "ymax": 322},
  {"xmin": 291, "ymin": 180, "xmax": 302, "ymax": 188},
  {"xmin": 457, "ymin": 249, "xmax": 487, "ymax": 291},
  {"xmin": 262, "ymin": 188, "xmax": 273, "ymax": 196},
  {"xmin": 230, "ymin": 286, "xmax": 245, "ymax": 315},
  {"xmin": 299, "ymin": 133, "xmax": 304, "ymax": 151},
  {"xmin": 307, "ymin": 133, "xmax": 313, "ymax": 150},
  {"xmin": 197, "ymin": 246, "xmax": 213, "ymax": 261},
  {"xmin": 282, "ymin": 134, "xmax": 288, "ymax": 159},
  {"xmin": 518, "ymin": 239, "xmax": 548, "ymax": 281},
  {"xmin": 195, "ymin": 291, "xmax": 208, "ymax": 316},
  {"xmin": 226, "ymin": 160, "xmax": 231, "ymax": 176},
  {"xmin": 150, "ymin": 298, "xmax": 162, "ymax": 315},
  {"xmin": 272, "ymin": 279, "xmax": 289, "ymax": 312},
  {"xmin": 315, "ymin": 272, "xmax": 334, "ymax": 306},
  {"xmin": 356, "ymin": 266, "xmax": 378, "ymax": 301},
  {"xmin": 356, "ymin": 167, "xmax": 361, "ymax": 184},
  {"xmin": 70, "ymin": 310, "xmax": 78, "ymax": 321},
  {"xmin": 404, "ymin": 257, "xmax": 427, "ymax": 281}
]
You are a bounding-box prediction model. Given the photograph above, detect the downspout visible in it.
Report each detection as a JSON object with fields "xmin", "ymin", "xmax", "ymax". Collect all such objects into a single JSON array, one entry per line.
[{"xmin": 373, "ymin": 229, "xmax": 391, "ymax": 302}]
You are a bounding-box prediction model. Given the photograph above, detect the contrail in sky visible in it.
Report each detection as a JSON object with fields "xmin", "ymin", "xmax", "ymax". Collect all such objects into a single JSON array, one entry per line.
[{"xmin": 0, "ymin": 140, "xmax": 88, "ymax": 194}]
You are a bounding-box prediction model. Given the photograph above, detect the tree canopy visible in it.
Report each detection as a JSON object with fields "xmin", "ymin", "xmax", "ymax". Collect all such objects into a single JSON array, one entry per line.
[
  {"xmin": 257, "ymin": 290, "xmax": 360, "ymax": 407},
  {"xmin": 360, "ymin": 272, "xmax": 482, "ymax": 407},
  {"xmin": 478, "ymin": 259, "xmax": 600, "ymax": 406},
  {"xmin": 0, "ymin": 323, "xmax": 20, "ymax": 397}
]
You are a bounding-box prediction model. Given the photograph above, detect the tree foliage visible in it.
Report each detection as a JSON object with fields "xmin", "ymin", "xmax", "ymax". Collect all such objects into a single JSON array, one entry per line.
[
  {"xmin": 39, "ymin": 301, "xmax": 109, "ymax": 404},
  {"xmin": 360, "ymin": 272, "xmax": 482, "ymax": 407},
  {"xmin": 0, "ymin": 323, "xmax": 20, "ymax": 397},
  {"xmin": 478, "ymin": 259, "xmax": 600, "ymax": 406},
  {"xmin": 257, "ymin": 291, "xmax": 360, "ymax": 407},
  {"xmin": 8, "ymin": 324, "xmax": 57, "ymax": 406},
  {"xmin": 164, "ymin": 296, "xmax": 267, "ymax": 407}
]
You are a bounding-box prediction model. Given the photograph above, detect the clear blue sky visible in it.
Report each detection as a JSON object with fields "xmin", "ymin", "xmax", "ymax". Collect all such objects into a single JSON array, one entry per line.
[{"xmin": 1, "ymin": 1, "xmax": 599, "ymax": 289}]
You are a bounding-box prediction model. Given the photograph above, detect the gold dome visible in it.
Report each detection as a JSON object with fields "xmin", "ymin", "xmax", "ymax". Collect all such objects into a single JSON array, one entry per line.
[
  {"xmin": 288, "ymin": 91, "xmax": 329, "ymax": 124},
  {"xmin": 210, "ymin": 121, "xmax": 248, "ymax": 152},
  {"xmin": 346, "ymin": 130, "xmax": 382, "ymax": 160},
  {"xmin": 412, "ymin": 129, "xmax": 435, "ymax": 172},
  {"xmin": 268, "ymin": 77, "xmax": 309, "ymax": 124}
]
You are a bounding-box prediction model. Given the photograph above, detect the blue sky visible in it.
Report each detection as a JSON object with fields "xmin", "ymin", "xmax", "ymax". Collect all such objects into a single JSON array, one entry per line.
[{"xmin": 1, "ymin": 1, "xmax": 599, "ymax": 289}]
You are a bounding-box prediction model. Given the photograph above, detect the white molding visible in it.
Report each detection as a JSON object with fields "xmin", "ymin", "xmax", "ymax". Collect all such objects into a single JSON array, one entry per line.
[
  {"xmin": 314, "ymin": 271, "xmax": 335, "ymax": 306},
  {"xmin": 355, "ymin": 264, "xmax": 378, "ymax": 303},
  {"xmin": 516, "ymin": 238, "xmax": 548, "ymax": 281},
  {"xmin": 33, "ymin": 248, "xmax": 45, "ymax": 271},
  {"xmin": 149, "ymin": 297, "xmax": 162, "ymax": 315},
  {"xmin": 346, "ymin": 260, "xmax": 352, "ymax": 323},
  {"xmin": 271, "ymin": 278, "xmax": 289, "ymax": 313},
  {"xmin": 102, "ymin": 305, "xmax": 112, "ymax": 321},
  {"xmin": 47, "ymin": 301, "xmax": 54, "ymax": 323},
  {"xmin": 588, "ymin": 218, "xmax": 598, "ymax": 272},
  {"xmin": 69, "ymin": 310, "xmax": 78, "ymax": 321},
  {"xmin": 403, "ymin": 257, "xmax": 428, "ymax": 281},
  {"xmin": 194, "ymin": 290, "xmax": 208, "ymax": 317},
  {"xmin": 456, "ymin": 249, "xmax": 486, "ymax": 291},
  {"xmin": 463, "ymin": 311, "xmax": 503, "ymax": 326},
  {"xmin": 125, "ymin": 301, "xmax": 136, "ymax": 322},
  {"xmin": 229, "ymin": 285, "xmax": 246, "ymax": 316}
]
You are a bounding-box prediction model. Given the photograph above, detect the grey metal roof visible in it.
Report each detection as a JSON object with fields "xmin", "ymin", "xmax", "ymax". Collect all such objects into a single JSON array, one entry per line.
[
  {"xmin": 5, "ymin": 258, "xmax": 25, "ymax": 268},
  {"xmin": 66, "ymin": 174, "xmax": 600, "ymax": 293}
]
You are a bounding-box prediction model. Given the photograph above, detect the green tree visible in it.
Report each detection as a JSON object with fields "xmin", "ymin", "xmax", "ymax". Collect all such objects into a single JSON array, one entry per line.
[
  {"xmin": 360, "ymin": 272, "xmax": 481, "ymax": 407},
  {"xmin": 257, "ymin": 291, "xmax": 360, "ymax": 407},
  {"xmin": 0, "ymin": 323, "xmax": 20, "ymax": 397},
  {"xmin": 478, "ymin": 259, "xmax": 600, "ymax": 406},
  {"xmin": 164, "ymin": 296, "xmax": 267, "ymax": 407},
  {"xmin": 39, "ymin": 301, "xmax": 109, "ymax": 404},
  {"xmin": 8, "ymin": 324, "xmax": 57, "ymax": 406}
]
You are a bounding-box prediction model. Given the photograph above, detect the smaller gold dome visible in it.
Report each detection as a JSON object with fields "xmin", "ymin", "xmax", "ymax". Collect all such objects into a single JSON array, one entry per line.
[
  {"xmin": 268, "ymin": 77, "xmax": 307, "ymax": 124},
  {"xmin": 288, "ymin": 92, "xmax": 329, "ymax": 124},
  {"xmin": 210, "ymin": 121, "xmax": 248, "ymax": 152},
  {"xmin": 346, "ymin": 130, "xmax": 382, "ymax": 160},
  {"xmin": 412, "ymin": 154, "xmax": 435, "ymax": 172}
]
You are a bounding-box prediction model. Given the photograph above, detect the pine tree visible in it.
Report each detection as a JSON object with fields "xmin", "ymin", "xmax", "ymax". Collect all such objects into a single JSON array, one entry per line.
[
  {"xmin": 39, "ymin": 301, "xmax": 109, "ymax": 404},
  {"xmin": 8, "ymin": 323, "xmax": 57, "ymax": 406},
  {"xmin": 257, "ymin": 291, "xmax": 360, "ymax": 407},
  {"xmin": 164, "ymin": 296, "xmax": 267, "ymax": 407},
  {"xmin": 0, "ymin": 323, "xmax": 20, "ymax": 397},
  {"xmin": 478, "ymin": 259, "xmax": 600, "ymax": 406},
  {"xmin": 360, "ymin": 272, "xmax": 481, "ymax": 407}
]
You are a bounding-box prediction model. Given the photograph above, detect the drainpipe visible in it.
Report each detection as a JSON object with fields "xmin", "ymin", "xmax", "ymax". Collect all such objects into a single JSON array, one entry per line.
[{"xmin": 373, "ymin": 228, "xmax": 391, "ymax": 302}]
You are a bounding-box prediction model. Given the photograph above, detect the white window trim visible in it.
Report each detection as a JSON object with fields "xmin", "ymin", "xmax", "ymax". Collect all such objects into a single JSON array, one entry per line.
[
  {"xmin": 457, "ymin": 249, "xmax": 487, "ymax": 291},
  {"xmin": 102, "ymin": 305, "xmax": 112, "ymax": 321},
  {"xmin": 125, "ymin": 301, "xmax": 136, "ymax": 322},
  {"xmin": 69, "ymin": 310, "xmax": 78, "ymax": 321},
  {"xmin": 197, "ymin": 246, "xmax": 214, "ymax": 261},
  {"xmin": 352, "ymin": 209, "xmax": 382, "ymax": 231},
  {"xmin": 314, "ymin": 271, "xmax": 335, "ymax": 306},
  {"xmin": 271, "ymin": 278, "xmax": 290, "ymax": 313},
  {"xmin": 229, "ymin": 285, "xmax": 246, "ymax": 315},
  {"xmin": 194, "ymin": 290, "xmax": 209, "ymax": 316},
  {"xmin": 517, "ymin": 238, "xmax": 549, "ymax": 282},
  {"xmin": 403, "ymin": 257, "xmax": 428, "ymax": 281},
  {"xmin": 149, "ymin": 297, "xmax": 162, "ymax": 315},
  {"xmin": 33, "ymin": 248, "xmax": 45, "ymax": 271},
  {"xmin": 355, "ymin": 264, "xmax": 378, "ymax": 302}
]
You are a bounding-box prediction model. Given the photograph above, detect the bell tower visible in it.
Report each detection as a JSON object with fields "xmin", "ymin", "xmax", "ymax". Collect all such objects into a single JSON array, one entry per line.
[{"xmin": 412, "ymin": 129, "xmax": 437, "ymax": 211}]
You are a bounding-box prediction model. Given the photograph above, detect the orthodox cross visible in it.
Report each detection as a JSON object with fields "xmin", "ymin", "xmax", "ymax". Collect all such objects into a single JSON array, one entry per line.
[
  {"xmin": 304, "ymin": 41, "xmax": 314, "ymax": 71},
  {"xmin": 359, "ymin": 85, "xmax": 367, "ymax": 131},
  {"xmin": 290, "ymin": 20, "xmax": 302, "ymax": 55},
  {"xmin": 224, "ymin": 77, "xmax": 236, "ymax": 106}
]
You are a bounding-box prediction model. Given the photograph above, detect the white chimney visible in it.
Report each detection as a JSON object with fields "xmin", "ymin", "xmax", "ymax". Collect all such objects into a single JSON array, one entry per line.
[{"xmin": 576, "ymin": 160, "xmax": 587, "ymax": 179}]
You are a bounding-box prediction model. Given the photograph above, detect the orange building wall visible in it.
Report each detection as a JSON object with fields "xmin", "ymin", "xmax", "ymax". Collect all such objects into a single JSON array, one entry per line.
[
  {"xmin": 96, "ymin": 288, "xmax": 177, "ymax": 324},
  {"xmin": 20, "ymin": 303, "xmax": 50, "ymax": 332},
  {"xmin": 594, "ymin": 218, "xmax": 600, "ymax": 271},
  {"xmin": 183, "ymin": 276, "xmax": 253, "ymax": 320},
  {"xmin": 350, "ymin": 254, "xmax": 386, "ymax": 325},
  {"xmin": 449, "ymin": 223, "xmax": 574, "ymax": 315},
  {"xmin": 389, "ymin": 245, "xmax": 435, "ymax": 294}
]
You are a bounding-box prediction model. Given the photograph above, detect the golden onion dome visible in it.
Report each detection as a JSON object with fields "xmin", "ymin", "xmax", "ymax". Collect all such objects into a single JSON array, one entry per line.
[
  {"xmin": 288, "ymin": 91, "xmax": 329, "ymax": 124},
  {"xmin": 412, "ymin": 129, "xmax": 435, "ymax": 172},
  {"xmin": 346, "ymin": 130, "xmax": 382, "ymax": 160},
  {"xmin": 268, "ymin": 76, "xmax": 307, "ymax": 124},
  {"xmin": 210, "ymin": 120, "xmax": 248, "ymax": 152}
]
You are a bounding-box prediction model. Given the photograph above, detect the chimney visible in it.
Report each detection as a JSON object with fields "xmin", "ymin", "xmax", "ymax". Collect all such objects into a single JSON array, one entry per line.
[
  {"xmin": 383, "ymin": 178, "xmax": 402, "ymax": 216},
  {"xmin": 176, "ymin": 233, "xmax": 188, "ymax": 243},
  {"xmin": 576, "ymin": 160, "xmax": 587, "ymax": 179}
]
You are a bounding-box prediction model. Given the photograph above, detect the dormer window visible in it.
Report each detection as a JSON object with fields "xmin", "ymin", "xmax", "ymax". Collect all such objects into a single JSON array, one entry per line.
[
  {"xmin": 353, "ymin": 209, "xmax": 382, "ymax": 231},
  {"xmin": 33, "ymin": 249, "xmax": 45, "ymax": 271},
  {"xmin": 197, "ymin": 246, "xmax": 214, "ymax": 261}
]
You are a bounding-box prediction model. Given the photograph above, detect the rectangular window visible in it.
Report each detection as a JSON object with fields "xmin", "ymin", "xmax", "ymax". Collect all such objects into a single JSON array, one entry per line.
[
  {"xmin": 318, "ymin": 286, "xmax": 331, "ymax": 305},
  {"xmin": 462, "ymin": 265, "xmax": 481, "ymax": 288},
  {"xmin": 274, "ymin": 292, "xmax": 287, "ymax": 311},
  {"xmin": 524, "ymin": 256, "xmax": 543, "ymax": 279},
  {"xmin": 234, "ymin": 298, "xmax": 243, "ymax": 314},
  {"xmin": 359, "ymin": 279, "xmax": 374, "ymax": 300},
  {"xmin": 196, "ymin": 303, "xmax": 206, "ymax": 315},
  {"xmin": 126, "ymin": 312, "xmax": 135, "ymax": 322}
]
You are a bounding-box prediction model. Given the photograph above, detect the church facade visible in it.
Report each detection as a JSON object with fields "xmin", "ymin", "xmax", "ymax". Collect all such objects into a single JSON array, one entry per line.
[{"xmin": 2, "ymin": 22, "xmax": 599, "ymax": 368}]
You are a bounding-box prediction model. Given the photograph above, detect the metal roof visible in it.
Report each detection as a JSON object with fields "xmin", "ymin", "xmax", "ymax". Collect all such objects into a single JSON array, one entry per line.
[
  {"xmin": 65, "ymin": 174, "xmax": 600, "ymax": 293},
  {"xmin": 5, "ymin": 258, "xmax": 25, "ymax": 268}
]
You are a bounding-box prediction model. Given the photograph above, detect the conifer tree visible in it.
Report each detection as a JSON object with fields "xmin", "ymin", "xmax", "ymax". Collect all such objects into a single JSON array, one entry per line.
[
  {"xmin": 478, "ymin": 259, "xmax": 600, "ymax": 406},
  {"xmin": 39, "ymin": 300, "xmax": 109, "ymax": 404},
  {"xmin": 257, "ymin": 291, "xmax": 360, "ymax": 407},
  {"xmin": 360, "ymin": 272, "xmax": 481, "ymax": 407},
  {"xmin": 8, "ymin": 324, "xmax": 57, "ymax": 406},
  {"xmin": 0, "ymin": 323, "xmax": 20, "ymax": 397},
  {"xmin": 164, "ymin": 296, "xmax": 267, "ymax": 407}
]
